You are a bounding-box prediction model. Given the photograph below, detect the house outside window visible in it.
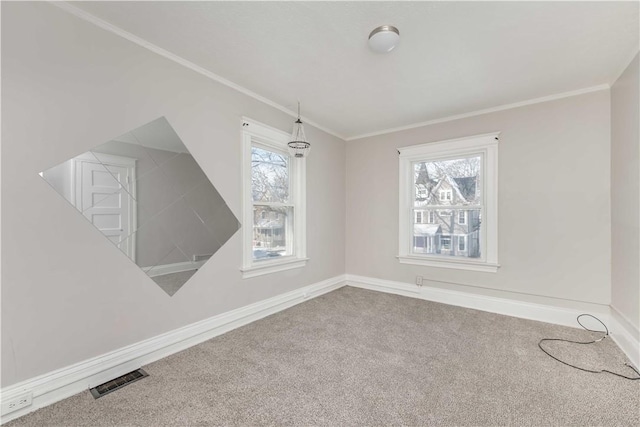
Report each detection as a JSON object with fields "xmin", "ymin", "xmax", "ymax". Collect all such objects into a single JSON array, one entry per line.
[
  {"xmin": 398, "ymin": 132, "xmax": 499, "ymax": 272},
  {"xmin": 241, "ymin": 118, "xmax": 307, "ymax": 278}
]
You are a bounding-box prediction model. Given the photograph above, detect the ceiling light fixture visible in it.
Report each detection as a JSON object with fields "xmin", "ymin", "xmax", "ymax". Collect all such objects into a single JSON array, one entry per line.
[
  {"xmin": 368, "ymin": 25, "xmax": 400, "ymax": 53},
  {"xmin": 288, "ymin": 101, "xmax": 310, "ymax": 158}
]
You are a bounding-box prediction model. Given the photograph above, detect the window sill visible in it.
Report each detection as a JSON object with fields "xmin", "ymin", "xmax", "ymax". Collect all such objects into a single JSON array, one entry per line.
[
  {"xmin": 397, "ymin": 255, "xmax": 499, "ymax": 273},
  {"xmin": 241, "ymin": 257, "xmax": 309, "ymax": 279}
]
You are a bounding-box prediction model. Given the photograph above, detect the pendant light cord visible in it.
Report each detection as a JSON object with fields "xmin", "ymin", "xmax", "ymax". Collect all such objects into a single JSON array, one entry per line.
[{"xmin": 538, "ymin": 314, "xmax": 640, "ymax": 380}]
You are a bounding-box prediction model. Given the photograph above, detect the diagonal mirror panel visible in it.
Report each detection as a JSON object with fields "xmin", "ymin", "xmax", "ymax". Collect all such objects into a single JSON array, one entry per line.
[{"xmin": 40, "ymin": 117, "xmax": 241, "ymax": 296}]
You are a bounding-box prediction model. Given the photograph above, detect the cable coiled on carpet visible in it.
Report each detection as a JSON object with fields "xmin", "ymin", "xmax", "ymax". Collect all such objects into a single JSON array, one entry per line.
[{"xmin": 538, "ymin": 314, "xmax": 640, "ymax": 380}]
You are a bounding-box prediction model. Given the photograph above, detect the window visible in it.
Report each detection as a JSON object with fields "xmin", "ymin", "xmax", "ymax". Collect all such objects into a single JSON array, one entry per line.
[
  {"xmin": 439, "ymin": 190, "xmax": 452, "ymax": 201},
  {"xmin": 458, "ymin": 235, "xmax": 466, "ymax": 251},
  {"xmin": 241, "ymin": 119, "xmax": 307, "ymax": 278},
  {"xmin": 458, "ymin": 210, "xmax": 466, "ymax": 224},
  {"xmin": 398, "ymin": 132, "xmax": 499, "ymax": 272},
  {"xmin": 441, "ymin": 235, "xmax": 451, "ymax": 250},
  {"xmin": 415, "ymin": 211, "xmax": 423, "ymax": 224}
]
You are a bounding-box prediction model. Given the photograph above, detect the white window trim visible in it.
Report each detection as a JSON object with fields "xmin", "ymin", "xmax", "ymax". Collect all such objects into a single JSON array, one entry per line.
[
  {"xmin": 439, "ymin": 190, "xmax": 452, "ymax": 201},
  {"xmin": 441, "ymin": 235, "xmax": 452, "ymax": 250},
  {"xmin": 398, "ymin": 132, "xmax": 499, "ymax": 273},
  {"xmin": 458, "ymin": 235, "xmax": 467, "ymax": 251},
  {"xmin": 458, "ymin": 210, "xmax": 467, "ymax": 224},
  {"xmin": 240, "ymin": 118, "xmax": 307, "ymax": 279}
]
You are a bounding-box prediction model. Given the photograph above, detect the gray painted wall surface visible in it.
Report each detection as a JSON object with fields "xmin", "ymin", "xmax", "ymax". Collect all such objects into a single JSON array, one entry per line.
[
  {"xmin": 346, "ymin": 90, "xmax": 612, "ymax": 308},
  {"xmin": 611, "ymin": 53, "xmax": 640, "ymax": 333},
  {"xmin": 1, "ymin": 2, "xmax": 345, "ymax": 387}
]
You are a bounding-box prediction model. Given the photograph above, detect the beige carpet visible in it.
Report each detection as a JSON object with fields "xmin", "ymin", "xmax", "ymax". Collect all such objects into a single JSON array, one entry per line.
[{"xmin": 7, "ymin": 286, "xmax": 639, "ymax": 426}]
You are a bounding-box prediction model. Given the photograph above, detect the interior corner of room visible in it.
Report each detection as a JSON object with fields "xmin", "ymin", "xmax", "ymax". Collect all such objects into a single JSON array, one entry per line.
[{"xmin": 1, "ymin": 1, "xmax": 639, "ymax": 425}]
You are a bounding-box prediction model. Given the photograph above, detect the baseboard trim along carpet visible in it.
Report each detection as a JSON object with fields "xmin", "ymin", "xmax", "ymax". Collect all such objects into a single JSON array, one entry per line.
[
  {"xmin": 0, "ymin": 275, "xmax": 347, "ymax": 424},
  {"xmin": 3, "ymin": 273, "xmax": 637, "ymax": 423},
  {"xmin": 609, "ymin": 306, "xmax": 640, "ymax": 369},
  {"xmin": 345, "ymin": 274, "xmax": 638, "ymax": 368},
  {"xmin": 141, "ymin": 259, "xmax": 207, "ymax": 277}
]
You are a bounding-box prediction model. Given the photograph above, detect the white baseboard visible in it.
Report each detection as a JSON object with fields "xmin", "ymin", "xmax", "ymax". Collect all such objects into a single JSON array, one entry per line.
[
  {"xmin": 0, "ymin": 275, "xmax": 346, "ymax": 424},
  {"xmin": 608, "ymin": 306, "xmax": 640, "ymax": 369},
  {"xmin": 3, "ymin": 273, "xmax": 635, "ymax": 424},
  {"xmin": 345, "ymin": 274, "xmax": 640, "ymax": 368},
  {"xmin": 345, "ymin": 274, "xmax": 610, "ymax": 329},
  {"xmin": 142, "ymin": 260, "xmax": 206, "ymax": 277}
]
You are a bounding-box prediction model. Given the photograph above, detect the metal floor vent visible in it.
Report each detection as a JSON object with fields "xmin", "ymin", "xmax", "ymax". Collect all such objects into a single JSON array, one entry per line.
[{"xmin": 90, "ymin": 369, "xmax": 148, "ymax": 399}]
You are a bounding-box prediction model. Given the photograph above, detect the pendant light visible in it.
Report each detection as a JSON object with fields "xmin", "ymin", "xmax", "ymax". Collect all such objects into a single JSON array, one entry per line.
[{"xmin": 288, "ymin": 102, "xmax": 310, "ymax": 158}]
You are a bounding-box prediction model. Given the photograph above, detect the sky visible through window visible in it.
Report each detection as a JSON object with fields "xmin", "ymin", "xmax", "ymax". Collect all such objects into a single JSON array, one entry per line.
[{"xmin": 252, "ymin": 146, "xmax": 289, "ymax": 203}]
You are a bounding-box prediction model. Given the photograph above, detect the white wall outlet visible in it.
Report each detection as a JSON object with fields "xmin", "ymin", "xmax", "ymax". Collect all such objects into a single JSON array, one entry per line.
[
  {"xmin": 416, "ymin": 276, "xmax": 423, "ymax": 286},
  {"xmin": 2, "ymin": 392, "xmax": 33, "ymax": 415}
]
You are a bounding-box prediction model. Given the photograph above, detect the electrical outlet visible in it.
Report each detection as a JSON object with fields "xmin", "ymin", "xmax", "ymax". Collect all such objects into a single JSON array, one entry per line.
[
  {"xmin": 2, "ymin": 392, "xmax": 33, "ymax": 415},
  {"xmin": 416, "ymin": 276, "xmax": 423, "ymax": 286}
]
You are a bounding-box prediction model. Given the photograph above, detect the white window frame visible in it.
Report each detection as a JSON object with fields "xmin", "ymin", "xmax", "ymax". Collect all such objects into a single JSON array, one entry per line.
[
  {"xmin": 439, "ymin": 190, "xmax": 452, "ymax": 201},
  {"xmin": 240, "ymin": 118, "xmax": 307, "ymax": 278},
  {"xmin": 458, "ymin": 210, "xmax": 466, "ymax": 224},
  {"xmin": 458, "ymin": 235, "xmax": 466, "ymax": 251},
  {"xmin": 441, "ymin": 235, "xmax": 452, "ymax": 250},
  {"xmin": 398, "ymin": 132, "xmax": 499, "ymax": 272},
  {"xmin": 415, "ymin": 211, "xmax": 423, "ymax": 224}
]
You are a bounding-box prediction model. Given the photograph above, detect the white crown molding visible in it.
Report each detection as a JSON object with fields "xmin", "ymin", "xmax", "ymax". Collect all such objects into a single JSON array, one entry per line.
[
  {"xmin": 0, "ymin": 275, "xmax": 346, "ymax": 424},
  {"xmin": 48, "ymin": 2, "xmax": 625, "ymax": 144},
  {"xmin": 346, "ymin": 84, "xmax": 611, "ymax": 141},
  {"xmin": 50, "ymin": 1, "xmax": 345, "ymax": 141},
  {"xmin": 611, "ymin": 45, "xmax": 640, "ymax": 86}
]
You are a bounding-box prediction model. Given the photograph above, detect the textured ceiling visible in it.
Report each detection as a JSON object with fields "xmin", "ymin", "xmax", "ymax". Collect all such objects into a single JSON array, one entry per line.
[{"xmin": 71, "ymin": 1, "xmax": 639, "ymax": 139}]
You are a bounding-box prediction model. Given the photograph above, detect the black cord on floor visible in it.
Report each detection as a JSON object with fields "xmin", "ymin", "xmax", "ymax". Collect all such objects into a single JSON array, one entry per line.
[{"xmin": 538, "ymin": 314, "xmax": 640, "ymax": 380}]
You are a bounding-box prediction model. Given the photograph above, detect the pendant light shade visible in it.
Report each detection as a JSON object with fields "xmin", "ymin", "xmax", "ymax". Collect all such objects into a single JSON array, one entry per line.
[{"xmin": 288, "ymin": 102, "xmax": 311, "ymax": 158}]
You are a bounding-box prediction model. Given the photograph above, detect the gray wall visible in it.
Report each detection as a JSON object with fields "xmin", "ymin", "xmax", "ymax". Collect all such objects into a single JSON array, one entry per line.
[
  {"xmin": 611, "ymin": 53, "xmax": 640, "ymax": 332},
  {"xmin": 346, "ymin": 90, "xmax": 612, "ymax": 308},
  {"xmin": 1, "ymin": 2, "xmax": 345, "ymax": 387}
]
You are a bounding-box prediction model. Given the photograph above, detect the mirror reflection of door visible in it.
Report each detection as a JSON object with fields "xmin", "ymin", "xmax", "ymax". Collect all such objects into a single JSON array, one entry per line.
[
  {"xmin": 40, "ymin": 117, "xmax": 241, "ymax": 296},
  {"xmin": 73, "ymin": 153, "xmax": 137, "ymax": 260}
]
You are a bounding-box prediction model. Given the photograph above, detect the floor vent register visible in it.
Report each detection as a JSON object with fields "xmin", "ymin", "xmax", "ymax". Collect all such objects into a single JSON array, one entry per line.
[{"xmin": 89, "ymin": 369, "xmax": 149, "ymax": 399}]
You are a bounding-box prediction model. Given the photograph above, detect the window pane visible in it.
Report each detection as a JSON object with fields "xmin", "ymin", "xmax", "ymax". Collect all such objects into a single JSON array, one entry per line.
[
  {"xmin": 252, "ymin": 146, "xmax": 289, "ymax": 203},
  {"xmin": 253, "ymin": 206, "xmax": 293, "ymax": 260},
  {"xmin": 414, "ymin": 156, "xmax": 481, "ymax": 206},
  {"xmin": 413, "ymin": 208, "xmax": 481, "ymax": 258}
]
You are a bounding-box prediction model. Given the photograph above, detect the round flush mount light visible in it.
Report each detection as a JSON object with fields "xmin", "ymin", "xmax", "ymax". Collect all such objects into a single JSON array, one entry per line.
[{"xmin": 368, "ymin": 25, "xmax": 400, "ymax": 53}]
